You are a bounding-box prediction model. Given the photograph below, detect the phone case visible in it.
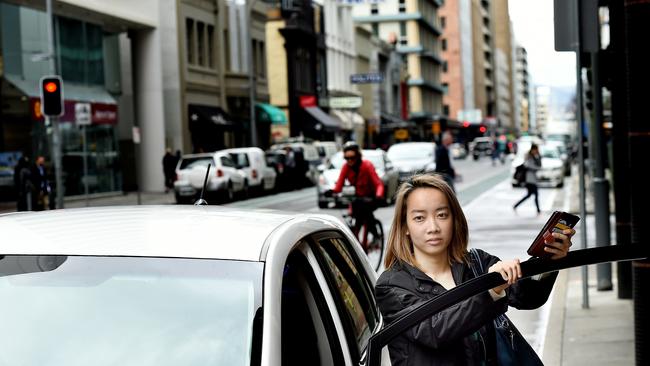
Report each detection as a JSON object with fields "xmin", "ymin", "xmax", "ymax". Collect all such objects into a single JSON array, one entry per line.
[{"xmin": 527, "ymin": 211, "xmax": 580, "ymax": 258}]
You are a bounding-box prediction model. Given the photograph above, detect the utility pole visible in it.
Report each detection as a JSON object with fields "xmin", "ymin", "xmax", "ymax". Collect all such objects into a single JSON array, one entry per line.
[
  {"xmin": 247, "ymin": 0, "xmax": 258, "ymax": 147},
  {"xmin": 46, "ymin": 0, "xmax": 64, "ymax": 209},
  {"xmin": 624, "ymin": 1, "xmax": 650, "ymax": 364}
]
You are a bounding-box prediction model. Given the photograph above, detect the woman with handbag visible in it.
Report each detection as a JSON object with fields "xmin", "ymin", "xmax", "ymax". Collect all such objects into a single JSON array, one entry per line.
[{"xmin": 376, "ymin": 173, "xmax": 574, "ymax": 366}]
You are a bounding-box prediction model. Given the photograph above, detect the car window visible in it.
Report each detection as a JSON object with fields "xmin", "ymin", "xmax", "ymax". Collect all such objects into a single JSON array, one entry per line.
[
  {"xmin": 540, "ymin": 147, "xmax": 560, "ymax": 159},
  {"xmin": 302, "ymin": 145, "xmax": 320, "ymax": 161},
  {"xmin": 179, "ymin": 157, "xmax": 213, "ymax": 170},
  {"xmin": 312, "ymin": 236, "xmax": 379, "ymax": 361},
  {"xmin": 282, "ymin": 250, "xmax": 344, "ymax": 366},
  {"xmin": 220, "ymin": 156, "xmax": 235, "ymax": 168},
  {"xmin": 0, "ymin": 256, "xmax": 263, "ymax": 366},
  {"xmin": 387, "ymin": 144, "xmax": 434, "ymax": 160},
  {"xmin": 230, "ymin": 153, "xmax": 250, "ymax": 168}
]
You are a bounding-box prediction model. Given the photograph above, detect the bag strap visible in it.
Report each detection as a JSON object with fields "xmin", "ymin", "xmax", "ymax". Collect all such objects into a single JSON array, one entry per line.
[{"xmin": 468, "ymin": 248, "xmax": 485, "ymax": 278}]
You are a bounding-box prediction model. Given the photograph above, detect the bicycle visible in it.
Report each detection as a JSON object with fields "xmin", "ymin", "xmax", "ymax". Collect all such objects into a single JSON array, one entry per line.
[{"xmin": 336, "ymin": 187, "xmax": 385, "ymax": 272}]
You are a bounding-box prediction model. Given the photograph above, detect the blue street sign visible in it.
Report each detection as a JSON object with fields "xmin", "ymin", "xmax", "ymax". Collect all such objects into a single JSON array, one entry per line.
[{"xmin": 350, "ymin": 73, "xmax": 384, "ymax": 84}]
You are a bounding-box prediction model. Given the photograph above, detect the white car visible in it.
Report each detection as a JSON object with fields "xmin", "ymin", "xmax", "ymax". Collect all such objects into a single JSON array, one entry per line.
[
  {"xmin": 0, "ymin": 206, "xmax": 389, "ymax": 366},
  {"xmin": 510, "ymin": 145, "xmax": 565, "ymax": 188},
  {"xmin": 387, "ymin": 142, "xmax": 437, "ymax": 181},
  {"xmin": 174, "ymin": 152, "xmax": 246, "ymax": 203},
  {"xmin": 224, "ymin": 147, "xmax": 277, "ymax": 193}
]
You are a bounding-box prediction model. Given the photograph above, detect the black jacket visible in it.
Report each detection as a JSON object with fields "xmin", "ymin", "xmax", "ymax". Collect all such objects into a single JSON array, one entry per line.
[
  {"xmin": 434, "ymin": 145, "xmax": 455, "ymax": 178},
  {"xmin": 375, "ymin": 249, "xmax": 558, "ymax": 366}
]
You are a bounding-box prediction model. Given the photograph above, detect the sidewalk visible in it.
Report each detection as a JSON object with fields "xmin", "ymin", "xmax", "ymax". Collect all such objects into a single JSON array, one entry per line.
[{"xmin": 541, "ymin": 170, "xmax": 633, "ymax": 365}]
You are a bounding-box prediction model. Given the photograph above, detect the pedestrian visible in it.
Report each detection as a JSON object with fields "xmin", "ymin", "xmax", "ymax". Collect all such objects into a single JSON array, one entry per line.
[
  {"xmin": 377, "ymin": 173, "xmax": 575, "ymax": 366},
  {"xmin": 283, "ymin": 146, "xmax": 297, "ymax": 190},
  {"xmin": 13, "ymin": 155, "xmax": 34, "ymax": 211},
  {"xmin": 32, "ymin": 156, "xmax": 53, "ymax": 210},
  {"xmin": 162, "ymin": 148, "xmax": 177, "ymax": 193},
  {"xmin": 434, "ymin": 131, "xmax": 457, "ymax": 192},
  {"xmin": 513, "ymin": 143, "xmax": 542, "ymax": 214}
]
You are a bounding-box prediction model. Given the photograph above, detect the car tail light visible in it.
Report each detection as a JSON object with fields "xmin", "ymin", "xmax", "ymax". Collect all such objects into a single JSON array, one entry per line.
[
  {"xmin": 175, "ymin": 173, "xmax": 179, "ymax": 181},
  {"xmin": 278, "ymin": 163, "xmax": 284, "ymax": 173},
  {"xmin": 216, "ymin": 169, "xmax": 223, "ymax": 177},
  {"xmin": 252, "ymin": 169, "xmax": 258, "ymax": 179}
]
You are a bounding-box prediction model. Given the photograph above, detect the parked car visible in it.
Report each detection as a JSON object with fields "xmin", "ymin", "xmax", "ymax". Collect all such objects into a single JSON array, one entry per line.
[
  {"xmin": 468, "ymin": 137, "xmax": 493, "ymax": 160},
  {"xmin": 0, "ymin": 205, "xmax": 389, "ymax": 366},
  {"xmin": 510, "ymin": 145, "xmax": 565, "ymax": 188},
  {"xmin": 316, "ymin": 149, "xmax": 399, "ymax": 208},
  {"xmin": 544, "ymin": 140, "xmax": 571, "ymax": 176},
  {"xmin": 270, "ymin": 142, "xmax": 321, "ymax": 186},
  {"xmin": 386, "ymin": 142, "xmax": 436, "ymax": 181},
  {"xmin": 173, "ymin": 152, "xmax": 246, "ymax": 203},
  {"xmin": 450, "ymin": 143, "xmax": 468, "ymax": 159},
  {"xmin": 224, "ymin": 147, "xmax": 277, "ymax": 194}
]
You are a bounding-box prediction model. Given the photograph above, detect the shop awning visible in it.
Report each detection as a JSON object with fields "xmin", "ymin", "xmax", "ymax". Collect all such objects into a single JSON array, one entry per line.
[
  {"xmin": 189, "ymin": 104, "xmax": 234, "ymax": 126},
  {"xmin": 330, "ymin": 109, "xmax": 365, "ymax": 130},
  {"xmin": 304, "ymin": 106, "xmax": 341, "ymax": 131},
  {"xmin": 256, "ymin": 103, "xmax": 287, "ymax": 125},
  {"xmin": 5, "ymin": 74, "xmax": 116, "ymax": 104},
  {"xmin": 380, "ymin": 113, "xmax": 415, "ymax": 130}
]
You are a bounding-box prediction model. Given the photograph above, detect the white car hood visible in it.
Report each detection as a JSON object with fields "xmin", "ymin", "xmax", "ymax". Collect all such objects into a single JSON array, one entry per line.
[{"xmin": 391, "ymin": 158, "xmax": 433, "ymax": 172}]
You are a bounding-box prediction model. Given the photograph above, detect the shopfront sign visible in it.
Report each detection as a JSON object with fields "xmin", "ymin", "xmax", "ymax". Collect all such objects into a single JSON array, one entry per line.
[
  {"xmin": 327, "ymin": 96, "xmax": 362, "ymax": 109},
  {"xmin": 30, "ymin": 98, "xmax": 117, "ymax": 125}
]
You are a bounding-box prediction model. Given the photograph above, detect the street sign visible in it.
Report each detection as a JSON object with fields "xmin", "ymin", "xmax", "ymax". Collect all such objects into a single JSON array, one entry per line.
[
  {"xmin": 75, "ymin": 103, "xmax": 92, "ymax": 126},
  {"xmin": 350, "ymin": 73, "xmax": 384, "ymax": 84}
]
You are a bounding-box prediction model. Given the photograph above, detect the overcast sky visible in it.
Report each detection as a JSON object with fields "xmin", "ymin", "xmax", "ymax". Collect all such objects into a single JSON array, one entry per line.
[{"xmin": 509, "ymin": 0, "xmax": 576, "ymax": 88}]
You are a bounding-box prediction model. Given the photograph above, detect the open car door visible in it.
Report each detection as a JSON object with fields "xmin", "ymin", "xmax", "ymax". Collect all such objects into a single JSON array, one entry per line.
[{"xmin": 364, "ymin": 245, "xmax": 649, "ymax": 366}]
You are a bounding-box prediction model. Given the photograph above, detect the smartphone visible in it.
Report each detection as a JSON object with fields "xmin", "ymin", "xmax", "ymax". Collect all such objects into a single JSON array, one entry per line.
[{"xmin": 527, "ymin": 211, "xmax": 580, "ymax": 258}]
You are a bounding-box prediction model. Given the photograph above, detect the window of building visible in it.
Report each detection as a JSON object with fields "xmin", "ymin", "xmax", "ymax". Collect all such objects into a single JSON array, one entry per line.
[
  {"xmin": 371, "ymin": 4, "xmax": 378, "ymax": 15},
  {"xmin": 56, "ymin": 17, "xmax": 105, "ymax": 85},
  {"xmin": 259, "ymin": 41, "xmax": 266, "ymax": 78},
  {"xmin": 372, "ymin": 23, "xmax": 379, "ymax": 36},
  {"xmin": 441, "ymin": 16, "xmax": 446, "ymax": 29},
  {"xmin": 443, "ymin": 61, "xmax": 448, "ymax": 73},
  {"xmin": 442, "ymin": 82, "xmax": 449, "ymax": 94},
  {"xmin": 443, "ymin": 104, "xmax": 450, "ymax": 116},
  {"xmin": 186, "ymin": 18, "xmax": 195, "ymax": 65},
  {"xmin": 197, "ymin": 21, "xmax": 205, "ymax": 66},
  {"xmin": 442, "ymin": 38, "xmax": 447, "ymax": 51},
  {"xmin": 224, "ymin": 30, "xmax": 231, "ymax": 71},
  {"xmin": 398, "ymin": 0, "xmax": 406, "ymax": 13},
  {"xmin": 207, "ymin": 25, "xmax": 215, "ymax": 69}
]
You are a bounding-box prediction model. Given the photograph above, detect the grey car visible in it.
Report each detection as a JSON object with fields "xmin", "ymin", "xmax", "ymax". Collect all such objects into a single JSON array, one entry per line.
[{"xmin": 387, "ymin": 142, "xmax": 437, "ymax": 182}]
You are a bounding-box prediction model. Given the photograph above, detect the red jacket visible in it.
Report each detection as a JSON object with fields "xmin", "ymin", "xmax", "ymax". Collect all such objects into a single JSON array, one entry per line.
[{"xmin": 333, "ymin": 159, "xmax": 385, "ymax": 199}]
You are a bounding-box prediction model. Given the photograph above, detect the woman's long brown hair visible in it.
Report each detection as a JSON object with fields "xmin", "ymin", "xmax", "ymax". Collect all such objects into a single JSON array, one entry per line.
[{"xmin": 384, "ymin": 173, "xmax": 469, "ymax": 269}]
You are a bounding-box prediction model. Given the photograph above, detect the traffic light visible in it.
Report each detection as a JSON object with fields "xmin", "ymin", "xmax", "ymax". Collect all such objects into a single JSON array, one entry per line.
[
  {"xmin": 479, "ymin": 125, "xmax": 487, "ymax": 134},
  {"xmin": 40, "ymin": 76, "xmax": 63, "ymax": 117}
]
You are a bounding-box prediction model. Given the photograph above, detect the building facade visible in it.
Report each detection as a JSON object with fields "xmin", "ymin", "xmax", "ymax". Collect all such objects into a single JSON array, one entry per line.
[
  {"xmin": 493, "ymin": 0, "xmax": 515, "ymax": 132},
  {"xmin": 353, "ymin": 0, "xmax": 445, "ymax": 136},
  {"xmin": 535, "ymin": 85, "xmax": 551, "ymax": 135},
  {"xmin": 470, "ymin": 0, "xmax": 496, "ymax": 124},
  {"xmin": 515, "ymin": 45, "xmax": 530, "ymax": 133}
]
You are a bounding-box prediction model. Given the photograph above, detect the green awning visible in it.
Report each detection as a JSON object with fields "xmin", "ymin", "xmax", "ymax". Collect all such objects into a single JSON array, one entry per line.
[{"xmin": 256, "ymin": 103, "xmax": 287, "ymax": 125}]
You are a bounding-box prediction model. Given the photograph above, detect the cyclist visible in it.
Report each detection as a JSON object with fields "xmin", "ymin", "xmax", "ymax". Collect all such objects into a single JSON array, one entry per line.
[{"xmin": 330, "ymin": 142, "xmax": 385, "ymax": 239}]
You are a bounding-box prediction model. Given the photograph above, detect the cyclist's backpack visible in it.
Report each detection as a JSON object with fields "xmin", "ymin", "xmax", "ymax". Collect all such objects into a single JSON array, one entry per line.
[{"xmin": 514, "ymin": 164, "xmax": 526, "ymax": 186}]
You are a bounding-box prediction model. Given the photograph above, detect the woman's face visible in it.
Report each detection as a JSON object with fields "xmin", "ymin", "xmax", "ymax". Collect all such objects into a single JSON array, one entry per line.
[{"xmin": 405, "ymin": 187, "xmax": 454, "ymax": 260}]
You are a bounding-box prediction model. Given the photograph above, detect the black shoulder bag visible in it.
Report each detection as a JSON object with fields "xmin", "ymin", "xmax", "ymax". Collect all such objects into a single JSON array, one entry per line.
[{"xmin": 469, "ymin": 249, "xmax": 544, "ymax": 366}]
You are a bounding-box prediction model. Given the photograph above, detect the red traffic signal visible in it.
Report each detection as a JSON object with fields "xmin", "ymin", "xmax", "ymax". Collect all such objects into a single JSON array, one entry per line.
[
  {"xmin": 479, "ymin": 125, "xmax": 487, "ymax": 133},
  {"xmin": 40, "ymin": 76, "xmax": 64, "ymax": 117}
]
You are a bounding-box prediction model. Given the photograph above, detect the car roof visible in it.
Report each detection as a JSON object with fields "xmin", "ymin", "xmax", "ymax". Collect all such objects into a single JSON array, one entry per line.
[
  {"xmin": 0, "ymin": 206, "xmax": 339, "ymax": 261},
  {"xmin": 388, "ymin": 142, "xmax": 435, "ymax": 149}
]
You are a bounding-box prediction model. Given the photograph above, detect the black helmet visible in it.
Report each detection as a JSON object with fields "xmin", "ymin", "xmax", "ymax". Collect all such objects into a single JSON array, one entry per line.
[{"xmin": 343, "ymin": 141, "xmax": 360, "ymax": 153}]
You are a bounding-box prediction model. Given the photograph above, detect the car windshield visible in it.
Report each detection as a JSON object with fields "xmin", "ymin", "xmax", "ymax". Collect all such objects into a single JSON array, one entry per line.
[
  {"xmin": 0, "ymin": 256, "xmax": 263, "ymax": 366},
  {"xmin": 179, "ymin": 157, "xmax": 213, "ymax": 170},
  {"xmin": 540, "ymin": 146, "xmax": 560, "ymax": 159},
  {"xmin": 330, "ymin": 152, "xmax": 383, "ymax": 170},
  {"xmin": 387, "ymin": 144, "xmax": 433, "ymax": 160}
]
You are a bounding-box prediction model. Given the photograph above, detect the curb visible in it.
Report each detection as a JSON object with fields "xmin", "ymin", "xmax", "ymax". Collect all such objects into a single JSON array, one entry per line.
[{"xmin": 541, "ymin": 269, "xmax": 568, "ymax": 366}]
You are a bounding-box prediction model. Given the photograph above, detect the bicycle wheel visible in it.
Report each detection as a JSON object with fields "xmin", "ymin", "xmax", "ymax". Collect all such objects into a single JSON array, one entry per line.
[{"xmin": 364, "ymin": 218, "xmax": 385, "ymax": 272}]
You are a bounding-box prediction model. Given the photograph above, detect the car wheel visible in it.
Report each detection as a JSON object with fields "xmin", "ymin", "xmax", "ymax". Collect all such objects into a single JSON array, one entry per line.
[
  {"xmin": 241, "ymin": 181, "xmax": 249, "ymax": 199},
  {"xmin": 557, "ymin": 181, "xmax": 564, "ymax": 188},
  {"xmin": 175, "ymin": 193, "xmax": 186, "ymax": 204},
  {"xmin": 318, "ymin": 200, "xmax": 328, "ymax": 209},
  {"xmin": 226, "ymin": 182, "xmax": 235, "ymax": 202}
]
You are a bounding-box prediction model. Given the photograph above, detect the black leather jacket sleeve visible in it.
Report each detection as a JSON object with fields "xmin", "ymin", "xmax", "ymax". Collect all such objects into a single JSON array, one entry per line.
[{"xmin": 376, "ymin": 276, "xmax": 508, "ymax": 350}]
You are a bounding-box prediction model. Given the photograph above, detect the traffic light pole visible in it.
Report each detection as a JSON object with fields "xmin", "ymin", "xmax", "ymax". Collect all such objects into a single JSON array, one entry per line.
[{"xmin": 45, "ymin": 0, "xmax": 64, "ymax": 209}]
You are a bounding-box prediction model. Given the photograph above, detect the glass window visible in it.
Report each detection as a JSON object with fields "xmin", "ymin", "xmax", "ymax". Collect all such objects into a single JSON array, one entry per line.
[
  {"xmin": 207, "ymin": 25, "xmax": 215, "ymax": 68},
  {"xmin": 57, "ymin": 17, "xmax": 85, "ymax": 83},
  {"xmin": 313, "ymin": 237, "xmax": 379, "ymax": 360},
  {"xmin": 229, "ymin": 153, "xmax": 250, "ymax": 168},
  {"xmin": 179, "ymin": 157, "xmax": 214, "ymax": 170},
  {"xmin": 220, "ymin": 156, "xmax": 236, "ymax": 168},
  {"xmin": 0, "ymin": 256, "xmax": 263, "ymax": 366},
  {"xmin": 186, "ymin": 18, "xmax": 195, "ymax": 65},
  {"xmin": 197, "ymin": 21, "xmax": 205, "ymax": 66}
]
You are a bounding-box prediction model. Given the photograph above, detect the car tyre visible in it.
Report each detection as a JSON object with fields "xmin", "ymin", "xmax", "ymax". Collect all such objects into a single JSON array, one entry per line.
[{"xmin": 318, "ymin": 200, "xmax": 328, "ymax": 209}]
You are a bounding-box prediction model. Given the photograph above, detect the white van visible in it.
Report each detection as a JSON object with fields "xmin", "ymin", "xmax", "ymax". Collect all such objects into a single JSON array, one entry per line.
[{"xmin": 223, "ymin": 147, "xmax": 277, "ymax": 192}]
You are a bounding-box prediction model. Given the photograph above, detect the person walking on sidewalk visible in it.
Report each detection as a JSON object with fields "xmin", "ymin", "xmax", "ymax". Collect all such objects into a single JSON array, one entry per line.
[
  {"xmin": 435, "ymin": 131, "xmax": 457, "ymax": 192},
  {"xmin": 162, "ymin": 148, "xmax": 177, "ymax": 193},
  {"xmin": 32, "ymin": 156, "xmax": 53, "ymax": 210},
  {"xmin": 513, "ymin": 143, "xmax": 542, "ymax": 214},
  {"xmin": 376, "ymin": 174, "xmax": 575, "ymax": 366}
]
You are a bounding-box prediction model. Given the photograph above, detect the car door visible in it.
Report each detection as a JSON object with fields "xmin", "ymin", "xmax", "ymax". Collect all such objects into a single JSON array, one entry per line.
[
  {"xmin": 220, "ymin": 155, "xmax": 244, "ymax": 190},
  {"xmin": 308, "ymin": 232, "xmax": 391, "ymax": 366}
]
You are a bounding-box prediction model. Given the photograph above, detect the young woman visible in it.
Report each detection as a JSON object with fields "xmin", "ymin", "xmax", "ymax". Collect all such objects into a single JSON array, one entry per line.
[
  {"xmin": 513, "ymin": 143, "xmax": 542, "ymax": 214},
  {"xmin": 376, "ymin": 174, "xmax": 574, "ymax": 365}
]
